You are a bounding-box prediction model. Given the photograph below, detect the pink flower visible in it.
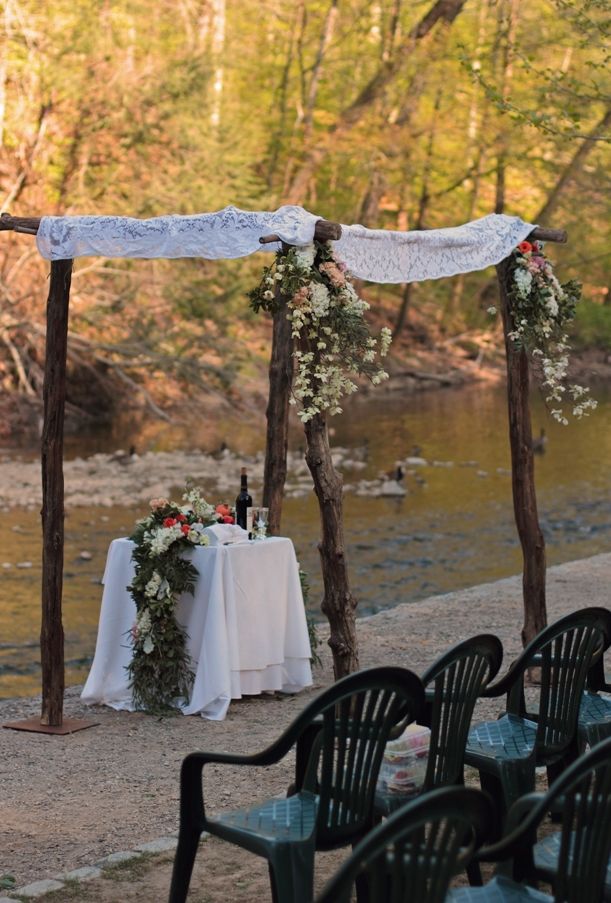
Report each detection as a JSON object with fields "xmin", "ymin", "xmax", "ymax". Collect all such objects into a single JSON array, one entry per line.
[
  {"xmin": 291, "ymin": 286, "xmax": 310, "ymax": 307},
  {"xmin": 319, "ymin": 261, "xmax": 346, "ymax": 288},
  {"xmin": 149, "ymin": 497, "xmax": 169, "ymax": 511},
  {"xmin": 131, "ymin": 623, "xmax": 140, "ymax": 640}
]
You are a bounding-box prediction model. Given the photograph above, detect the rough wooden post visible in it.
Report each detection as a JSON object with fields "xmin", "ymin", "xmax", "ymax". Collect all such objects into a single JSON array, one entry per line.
[
  {"xmin": 497, "ymin": 256, "xmax": 547, "ymax": 647},
  {"xmin": 40, "ymin": 258, "xmax": 73, "ymax": 726},
  {"xmin": 260, "ymin": 219, "xmax": 342, "ymax": 534},
  {"xmin": 304, "ymin": 414, "xmax": 359, "ymax": 679},
  {"xmin": 496, "ymin": 226, "xmax": 567, "ymax": 648},
  {"xmin": 262, "ymin": 247, "xmax": 293, "ymax": 535}
]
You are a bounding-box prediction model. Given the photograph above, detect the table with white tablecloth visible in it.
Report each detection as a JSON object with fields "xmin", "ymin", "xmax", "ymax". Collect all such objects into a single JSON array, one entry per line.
[{"xmin": 81, "ymin": 536, "xmax": 313, "ymax": 720}]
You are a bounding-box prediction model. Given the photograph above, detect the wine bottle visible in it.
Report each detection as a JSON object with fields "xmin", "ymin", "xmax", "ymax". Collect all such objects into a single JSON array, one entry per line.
[{"xmin": 235, "ymin": 467, "xmax": 253, "ymax": 534}]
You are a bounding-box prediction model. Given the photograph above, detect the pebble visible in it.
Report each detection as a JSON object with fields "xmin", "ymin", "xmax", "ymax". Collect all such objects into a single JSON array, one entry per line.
[
  {"xmin": 78, "ymin": 551, "xmax": 93, "ymax": 560},
  {"xmin": 16, "ymin": 561, "xmax": 33, "ymax": 568}
]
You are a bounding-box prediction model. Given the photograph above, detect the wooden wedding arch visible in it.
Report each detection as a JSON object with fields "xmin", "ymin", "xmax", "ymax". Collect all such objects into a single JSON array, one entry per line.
[{"xmin": 0, "ymin": 211, "xmax": 566, "ymax": 730}]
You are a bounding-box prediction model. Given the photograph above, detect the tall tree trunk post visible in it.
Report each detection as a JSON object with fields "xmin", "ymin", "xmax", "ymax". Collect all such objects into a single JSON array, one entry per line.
[
  {"xmin": 262, "ymin": 245, "xmax": 293, "ymax": 535},
  {"xmin": 40, "ymin": 258, "xmax": 73, "ymax": 726},
  {"xmin": 496, "ymin": 226, "xmax": 567, "ymax": 648},
  {"xmin": 304, "ymin": 412, "xmax": 359, "ymax": 678},
  {"xmin": 497, "ymin": 257, "xmax": 547, "ymax": 647},
  {"xmin": 260, "ymin": 220, "xmax": 342, "ymax": 534}
]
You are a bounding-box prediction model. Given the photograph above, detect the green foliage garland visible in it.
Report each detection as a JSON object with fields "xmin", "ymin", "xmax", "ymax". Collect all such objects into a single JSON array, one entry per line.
[
  {"xmin": 298, "ymin": 566, "xmax": 321, "ymax": 668},
  {"xmin": 127, "ymin": 489, "xmax": 220, "ymax": 714}
]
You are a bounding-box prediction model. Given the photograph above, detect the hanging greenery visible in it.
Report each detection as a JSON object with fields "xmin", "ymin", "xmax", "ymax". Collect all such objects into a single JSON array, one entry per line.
[
  {"xmin": 127, "ymin": 488, "xmax": 220, "ymax": 714},
  {"xmin": 493, "ymin": 240, "xmax": 597, "ymax": 425},
  {"xmin": 249, "ymin": 241, "xmax": 392, "ymax": 422}
]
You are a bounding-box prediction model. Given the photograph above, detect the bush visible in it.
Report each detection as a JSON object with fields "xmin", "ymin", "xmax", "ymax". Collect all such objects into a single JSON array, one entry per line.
[{"xmin": 571, "ymin": 301, "xmax": 611, "ymax": 351}]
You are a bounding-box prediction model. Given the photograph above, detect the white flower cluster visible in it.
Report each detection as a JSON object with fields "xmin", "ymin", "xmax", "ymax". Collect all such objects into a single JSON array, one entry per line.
[
  {"xmin": 506, "ymin": 247, "xmax": 596, "ymax": 425},
  {"xmin": 280, "ymin": 245, "xmax": 390, "ymax": 422},
  {"xmin": 144, "ymin": 570, "xmax": 173, "ymax": 601},
  {"xmin": 145, "ymin": 523, "xmax": 184, "ymax": 556},
  {"xmin": 186, "ymin": 522, "xmax": 209, "ymax": 544},
  {"xmin": 136, "ymin": 609, "xmax": 155, "ymax": 654},
  {"xmin": 183, "ymin": 487, "xmax": 216, "ymax": 521}
]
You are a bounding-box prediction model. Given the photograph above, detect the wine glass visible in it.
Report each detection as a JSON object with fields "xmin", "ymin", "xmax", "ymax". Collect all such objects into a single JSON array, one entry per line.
[{"xmin": 255, "ymin": 507, "xmax": 269, "ymax": 540}]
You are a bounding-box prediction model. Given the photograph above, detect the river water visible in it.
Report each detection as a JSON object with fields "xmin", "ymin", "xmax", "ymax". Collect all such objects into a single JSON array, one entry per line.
[{"xmin": 1, "ymin": 382, "xmax": 610, "ymax": 699}]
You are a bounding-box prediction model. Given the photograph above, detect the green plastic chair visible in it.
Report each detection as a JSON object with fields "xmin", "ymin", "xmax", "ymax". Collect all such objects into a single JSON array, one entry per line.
[
  {"xmin": 315, "ymin": 786, "xmax": 494, "ymax": 903},
  {"xmin": 167, "ymin": 666, "xmax": 424, "ymax": 903},
  {"xmin": 447, "ymin": 735, "xmax": 611, "ymax": 902},
  {"xmin": 579, "ymin": 650, "xmax": 611, "ymax": 748},
  {"xmin": 464, "ymin": 607, "xmax": 611, "ymax": 834},
  {"xmin": 375, "ymin": 634, "xmax": 503, "ymax": 819}
]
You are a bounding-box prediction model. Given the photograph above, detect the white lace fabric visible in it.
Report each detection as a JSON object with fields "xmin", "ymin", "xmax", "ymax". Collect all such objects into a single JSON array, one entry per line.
[{"xmin": 36, "ymin": 205, "xmax": 534, "ymax": 284}]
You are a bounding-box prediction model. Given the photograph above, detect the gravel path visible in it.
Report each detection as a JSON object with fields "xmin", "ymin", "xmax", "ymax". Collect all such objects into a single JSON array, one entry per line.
[{"xmin": 0, "ymin": 552, "xmax": 609, "ymax": 900}]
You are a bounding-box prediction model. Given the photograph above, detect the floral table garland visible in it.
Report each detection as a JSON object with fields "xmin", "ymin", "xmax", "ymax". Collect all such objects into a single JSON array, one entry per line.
[
  {"xmin": 127, "ymin": 487, "xmax": 228, "ymax": 713},
  {"xmin": 127, "ymin": 487, "xmax": 318, "ymax": 714},
  {"xmin": 249, "ymin": 240, "xmax": 392, "ymax": 421},
  {"xmin": 495, "ymin": 240, "xmax": 596, "ymax": 424}
]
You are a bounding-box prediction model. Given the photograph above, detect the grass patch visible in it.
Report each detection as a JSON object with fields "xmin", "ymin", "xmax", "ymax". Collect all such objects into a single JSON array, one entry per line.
[
  {"xmin": 13, "ymin": 878, "xmax": 93, "ymax": 902},
  {"xmin": 101, "ymin": 852, "xmax": 156, "ymax": 882}
]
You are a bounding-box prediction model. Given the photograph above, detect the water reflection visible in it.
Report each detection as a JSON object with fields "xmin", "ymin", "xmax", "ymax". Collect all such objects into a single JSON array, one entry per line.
[{"xmin": 1, "ymin": 382, "xmax": 610, "ymax": 698}]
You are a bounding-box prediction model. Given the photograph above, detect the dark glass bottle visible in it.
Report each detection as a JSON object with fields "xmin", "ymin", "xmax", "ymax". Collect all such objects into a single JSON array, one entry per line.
[{"xmin": 235, "ymin": 467, "xmax": 253, "ymax": 533}]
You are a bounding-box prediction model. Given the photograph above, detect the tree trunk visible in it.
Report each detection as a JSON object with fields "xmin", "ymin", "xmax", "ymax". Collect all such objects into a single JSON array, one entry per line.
[
  {"xmin": 534, "ymin": 105, "xmax": 611, "ymax": 223},
  {"xmin": 302, "ymin": 0, "xmax": 338, "ymax": 140},
  {"xmin": 262, "ymin": 249, "xmax": 293, "ymax": 535},
  {"xmin": 285, "ymin": 0, "xmax": 467, "ymax": 203},
  {"xmin": 497, "ymin": 258, "xmax": 547, "ymax": 646},
  {"xmin": 394, "ymin": 84, "xmax": 441, "ymax": 338},
  {"xmin": 304, "ymin": 412, "xmax": 359, "ymax": 678},
  {"xmin": 40, "ymin": 259, "xmax": 73, "ymax": 726}
]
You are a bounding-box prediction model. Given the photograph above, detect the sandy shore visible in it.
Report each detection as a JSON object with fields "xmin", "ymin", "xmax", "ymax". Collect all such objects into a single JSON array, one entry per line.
[{"xmin": 0, "ymin": 552, "xmax": 609, "ymax": 900}]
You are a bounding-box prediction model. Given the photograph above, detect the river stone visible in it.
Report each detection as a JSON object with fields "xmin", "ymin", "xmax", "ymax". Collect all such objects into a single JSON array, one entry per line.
[
  {"xmin": 96, "ymin": 850, "xmax": 140, "ymax": 867},
  {"xmin": 16, "ymin": 878, "xmax": 65, "ymax": 897},
  {"xmin": 60, "ymin": 865, "xmax": 102, "ymax": 881}
]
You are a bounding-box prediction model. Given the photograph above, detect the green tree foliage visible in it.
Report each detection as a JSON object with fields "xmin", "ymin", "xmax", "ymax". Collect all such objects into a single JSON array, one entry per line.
[{"xmin": 0, "ymin": 0, "xmax": 608, "ymax": 420}]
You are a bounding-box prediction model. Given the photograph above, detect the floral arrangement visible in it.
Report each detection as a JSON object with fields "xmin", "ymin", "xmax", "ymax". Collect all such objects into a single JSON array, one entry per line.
[
  {"xmin": 249, "ymin": 241, "xmax": 392, "ymax": 422},
  {"xmin": 495, "ymin": 239, "xmax": 596, "ymax": 424},
  {"xmin": 127, "ymin": 487, "xmax": 231, "ymax": 713}
]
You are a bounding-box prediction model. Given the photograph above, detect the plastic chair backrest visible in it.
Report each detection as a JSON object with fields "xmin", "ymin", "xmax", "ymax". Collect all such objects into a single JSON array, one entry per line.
[
  {"xmin": 422, "ymin": 634, "xmax": 503, "ymax": 787},
  {"xmin": 496, "ymin": 736, "xmax": 611, "ymax": 903},
  {"xmin": 554, "ymin": 741, "xmax": 611, "ymax": 901},
  {"xmin": 511, "ymin": 608, "xmax": 611, "ymax": 759},
  {"xmin": 316, "ymin": 786, "xmax": 493, "ymax": 903},
  {"xmin": 303, "ymin": 667, "xmax": 424, "ymax": 847}
]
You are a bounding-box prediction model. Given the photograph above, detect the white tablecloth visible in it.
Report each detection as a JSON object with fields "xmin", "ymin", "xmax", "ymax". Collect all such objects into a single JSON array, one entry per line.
[{"xmin": 81, "ymin": 537, "xmax": 313, "ymax": 720}]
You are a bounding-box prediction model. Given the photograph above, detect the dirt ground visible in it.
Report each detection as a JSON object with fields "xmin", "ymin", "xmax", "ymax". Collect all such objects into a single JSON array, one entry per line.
[{"xmin": 1, "ymin": 552, "xmax": 609, "ymax": 902}]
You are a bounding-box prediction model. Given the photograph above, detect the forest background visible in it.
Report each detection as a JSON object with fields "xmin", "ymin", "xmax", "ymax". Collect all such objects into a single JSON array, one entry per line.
[{"xmin": 0, "ymin": 0, "xmax": 609, "ymax": 439}]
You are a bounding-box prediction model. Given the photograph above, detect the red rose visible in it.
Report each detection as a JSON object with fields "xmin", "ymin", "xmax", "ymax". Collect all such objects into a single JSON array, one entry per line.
[
  {"xmin": 163, "ymin": 517, "xmax": 176, "ymax": 527},
  {"xmin": 177, "ymin": 513, "xmax": 187, "ymax": 523},
  {"xmin": 181, "ymin": 524, "xmax": 190, "ymax": 535},
  {"xmin": 222, "ymin": 515, "xmax": 235, "ymax": 524},
  {"xmin": 517, "ymin": 241, "xmax": 533, "ymax": 254}
]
